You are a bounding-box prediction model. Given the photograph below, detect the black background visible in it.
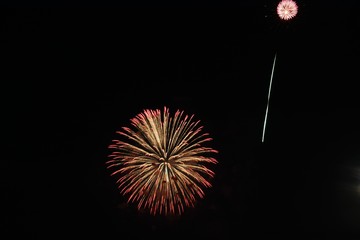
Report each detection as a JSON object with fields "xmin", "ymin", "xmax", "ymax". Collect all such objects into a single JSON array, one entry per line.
[{"xmin": 3, "ymin": 0, "xmax": 360, "ymax": 239}]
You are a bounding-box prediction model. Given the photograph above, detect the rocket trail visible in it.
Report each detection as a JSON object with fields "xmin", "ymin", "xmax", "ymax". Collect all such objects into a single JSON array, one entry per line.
[{"xmin": 262, "ymin": 52, "xmax": 277, "ymax": 143}]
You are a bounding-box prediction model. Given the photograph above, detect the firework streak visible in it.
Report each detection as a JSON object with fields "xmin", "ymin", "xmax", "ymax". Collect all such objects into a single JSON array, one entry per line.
[{"xmin": 262, "ymin": 53, "xmax": 277, "ymax": 143}]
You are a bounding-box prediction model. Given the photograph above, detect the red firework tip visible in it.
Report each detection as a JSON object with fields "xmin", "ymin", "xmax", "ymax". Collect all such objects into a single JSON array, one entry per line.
[{"xmin": 277, "ymin": 0, "xmax": 298, "ymax": 21}]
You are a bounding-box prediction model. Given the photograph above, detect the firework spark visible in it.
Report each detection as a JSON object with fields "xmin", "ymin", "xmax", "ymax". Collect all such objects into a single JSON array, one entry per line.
[
  {"xmin": 277, "ymin": 0, "xmax": 298, "ymax": 20},
  {"xmin": 107, "ymin": 106, "xmax": 218, "ymax": 216},
  {"xmin": 262, "ymin": 53, "xmax": 277, "ymax": 143}
]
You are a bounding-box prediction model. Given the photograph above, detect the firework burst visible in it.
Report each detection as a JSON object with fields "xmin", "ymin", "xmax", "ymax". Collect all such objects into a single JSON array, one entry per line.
[
  {"xmin": 262, "ymin": 0, "xmax": 299, "ymax": 142},
  {"xmin": 277, "ymin": 0, "xmax": 298, "ymax": 21},
  {"xmin": 107, "ymin": 106, "xmax": 218, "ymax": 216}
]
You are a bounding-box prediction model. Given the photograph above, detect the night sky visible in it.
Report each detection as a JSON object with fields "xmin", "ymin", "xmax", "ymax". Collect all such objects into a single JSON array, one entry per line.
[{"xmin": 3, "ymin": 0, "xmax": 360, "ymax": 239}]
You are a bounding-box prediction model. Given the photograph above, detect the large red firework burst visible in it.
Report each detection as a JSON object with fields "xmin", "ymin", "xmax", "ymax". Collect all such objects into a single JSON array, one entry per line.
[
  {"xmin": 277, "ymin": 0, "xmax": 298, "ymax": 20},
  {"xmin": 106, "ymin": 106, "xmax": 218, "ymax": 216}
]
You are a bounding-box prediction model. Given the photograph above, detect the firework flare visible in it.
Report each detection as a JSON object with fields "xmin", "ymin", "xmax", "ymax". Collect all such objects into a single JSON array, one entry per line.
[
  {"xmin": 107, "ymin": 106, "xmax": 218, "ymax": 216},
  {"xmin": 261, "ymin": 1, "xmax": 299, "ymax": 142},
  {"xmin": 277, "ymin": 0, "xmax": 298, "ymax": 20}
]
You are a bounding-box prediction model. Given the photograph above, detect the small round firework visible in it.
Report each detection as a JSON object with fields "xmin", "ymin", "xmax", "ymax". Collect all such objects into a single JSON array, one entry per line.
[
  {"xmin": 106, "ymin": 106, "xmax": 218, "ymax": 216},
  {"xmin": 277, "ymin": 0, "xmax": 298, "ymax": 21}
]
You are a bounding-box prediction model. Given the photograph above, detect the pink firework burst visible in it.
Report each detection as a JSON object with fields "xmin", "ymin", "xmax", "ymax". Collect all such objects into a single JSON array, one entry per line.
[{"xmin": 277, "ymin": 0, "xmax": 298, "ymax": 20}]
